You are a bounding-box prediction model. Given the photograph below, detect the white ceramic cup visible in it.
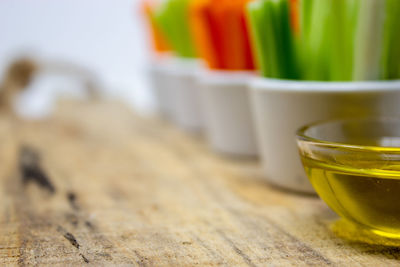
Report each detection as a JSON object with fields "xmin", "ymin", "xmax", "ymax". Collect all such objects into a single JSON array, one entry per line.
[
  {"xmin": 250, "ymin": 78, "xmax": 400, "ymax": 193},
  {"xmin": 147, "ymin": 55, "xmax": 176, "ymax": 119},
  {"xmin": 165, "ymin": 57, "xmax": 203, "ymax": 132},
  {"xmin": 198, "ymin": 69, "xmax": 258, "ymax": 156}
]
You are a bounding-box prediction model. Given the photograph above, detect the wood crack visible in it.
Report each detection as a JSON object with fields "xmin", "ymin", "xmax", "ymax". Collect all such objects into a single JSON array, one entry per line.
[{"xmin": 19, "ymin": 145, "xmax": 55, "ymax": 193}]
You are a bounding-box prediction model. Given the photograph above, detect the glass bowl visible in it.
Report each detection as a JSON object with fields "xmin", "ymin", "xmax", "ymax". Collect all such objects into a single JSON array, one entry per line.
[{"xmin": 296, "ymin": 117, "xmax": 400, "ymax": 245}]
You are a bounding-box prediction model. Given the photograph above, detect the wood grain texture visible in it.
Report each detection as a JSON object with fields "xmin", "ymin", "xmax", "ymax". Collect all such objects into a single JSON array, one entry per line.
[{"xmin": 1, "ymin": 100, "xmax": 400, "ymax": 266}]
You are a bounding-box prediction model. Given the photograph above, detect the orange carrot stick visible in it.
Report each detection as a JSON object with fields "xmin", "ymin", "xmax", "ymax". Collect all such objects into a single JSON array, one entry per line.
[{"xmin": 142, "ymin": 0, "xmax": 170, "ymax": 53}]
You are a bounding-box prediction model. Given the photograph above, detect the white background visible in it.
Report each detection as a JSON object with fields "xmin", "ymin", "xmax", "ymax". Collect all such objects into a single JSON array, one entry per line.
[{"xmin": 0, "ymin": 0, "xmax": 154, "ymax": 114}]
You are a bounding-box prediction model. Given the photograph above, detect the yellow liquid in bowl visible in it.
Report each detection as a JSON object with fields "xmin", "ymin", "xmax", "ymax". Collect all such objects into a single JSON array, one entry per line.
[{"xmin": 302, "ymin": 155, "xmax": 400, "ymax": 243}]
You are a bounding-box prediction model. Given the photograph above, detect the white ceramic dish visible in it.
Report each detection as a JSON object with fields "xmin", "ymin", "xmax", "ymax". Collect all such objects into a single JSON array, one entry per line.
[
  {"xmin": 147, "ymin": 55, "xmax": 176, "ymax": 119},
  {"xmin": 250, "ymin": 78, "xmax": 400, "ymax": 193},
  {"xmin": 165, "ymin": 57, "xmax": 203, "ymax": 132},
  {"xmin": 198, "ymin": 69, "xmax": 258, "ymax": 156}
]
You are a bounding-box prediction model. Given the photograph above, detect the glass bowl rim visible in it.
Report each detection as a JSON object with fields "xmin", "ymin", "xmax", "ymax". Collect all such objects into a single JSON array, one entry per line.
[{"xmin": 296, "ymin": 117, "xmax": 400, "ymax": 153}]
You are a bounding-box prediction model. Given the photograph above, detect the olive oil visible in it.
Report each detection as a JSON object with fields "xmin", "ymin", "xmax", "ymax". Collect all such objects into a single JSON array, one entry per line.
[{"xmin": 301, "ymin": 155, "xmax": 400, "ymax": 241}]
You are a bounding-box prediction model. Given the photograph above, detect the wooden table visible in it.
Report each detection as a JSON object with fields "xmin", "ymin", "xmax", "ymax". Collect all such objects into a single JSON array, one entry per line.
[{"xmin": 1, "ymin": 101, "xmax": 399, "ymax": 266}]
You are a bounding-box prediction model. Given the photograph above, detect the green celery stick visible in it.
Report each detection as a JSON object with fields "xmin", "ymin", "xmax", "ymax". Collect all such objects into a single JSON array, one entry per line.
[
  {"xmin": 345, "ymin": 0, "xmax": 360, "ymax": 80},
  {"xmin": 329, "ymin": 0, "xmax": 347, "ymax": 80},
  {"xmin": 298, "ymin": 0, "xmax": 313, "ymax": 66},
  {"xmin": 353, "ymin": 0, "xmax": 386, "ymax": 81},
  {"xmin": 247, "ymin": 1, "xmax": 271, "ymax": 77},
  {"xmin": 263, "ymin": 0, "xmax": 280, "ymax": 78},
  {"xmin": 296, "ymin": 0, "xmax": 312, "ymax": 77},
  {"xmin": 299, "ymin": 0, "xmax": 313, "ymax": 39},
  {"xmin": 303, "ymin": 0, "xmax": 332, "ymax": 80},
  {"xmin": 329, "ymin": 0, "xmax": 359, "ymax": 81},
  {"xmin": 382, "ymin": 0, "xmax": 400, "ymax": 79},
  {"xmin": 247, "ymin": 0, "xmax": 297, "ymax": 79},
  {"xmin": 276, "ymin": 0, "xmax": 298, "ymax": 79},
  {"xmin": 155, "ymin": 0, "xmax": 196, "ymax": 58}
]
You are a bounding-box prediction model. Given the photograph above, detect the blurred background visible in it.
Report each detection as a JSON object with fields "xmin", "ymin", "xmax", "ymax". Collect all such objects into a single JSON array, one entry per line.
[{"xmin": 0, "ymin": 0, "xmax": 154, "ymax": 118}]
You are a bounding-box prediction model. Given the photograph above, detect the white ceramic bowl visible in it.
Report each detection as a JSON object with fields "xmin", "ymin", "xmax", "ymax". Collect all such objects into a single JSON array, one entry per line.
[
  {"xmin": 198, "ymin": 69, "xmax": 258, "ymax": 156},
  {"xmin": 250, "ymin": 78, "xmax": 400, "ymax": 193},
  {"xmin": 147, "ymin": 55, "xmax": 176, "ymax": 119},
  {"xmin": 165, "ymin": 57, "xmax": 203, "ymax": 132}
]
